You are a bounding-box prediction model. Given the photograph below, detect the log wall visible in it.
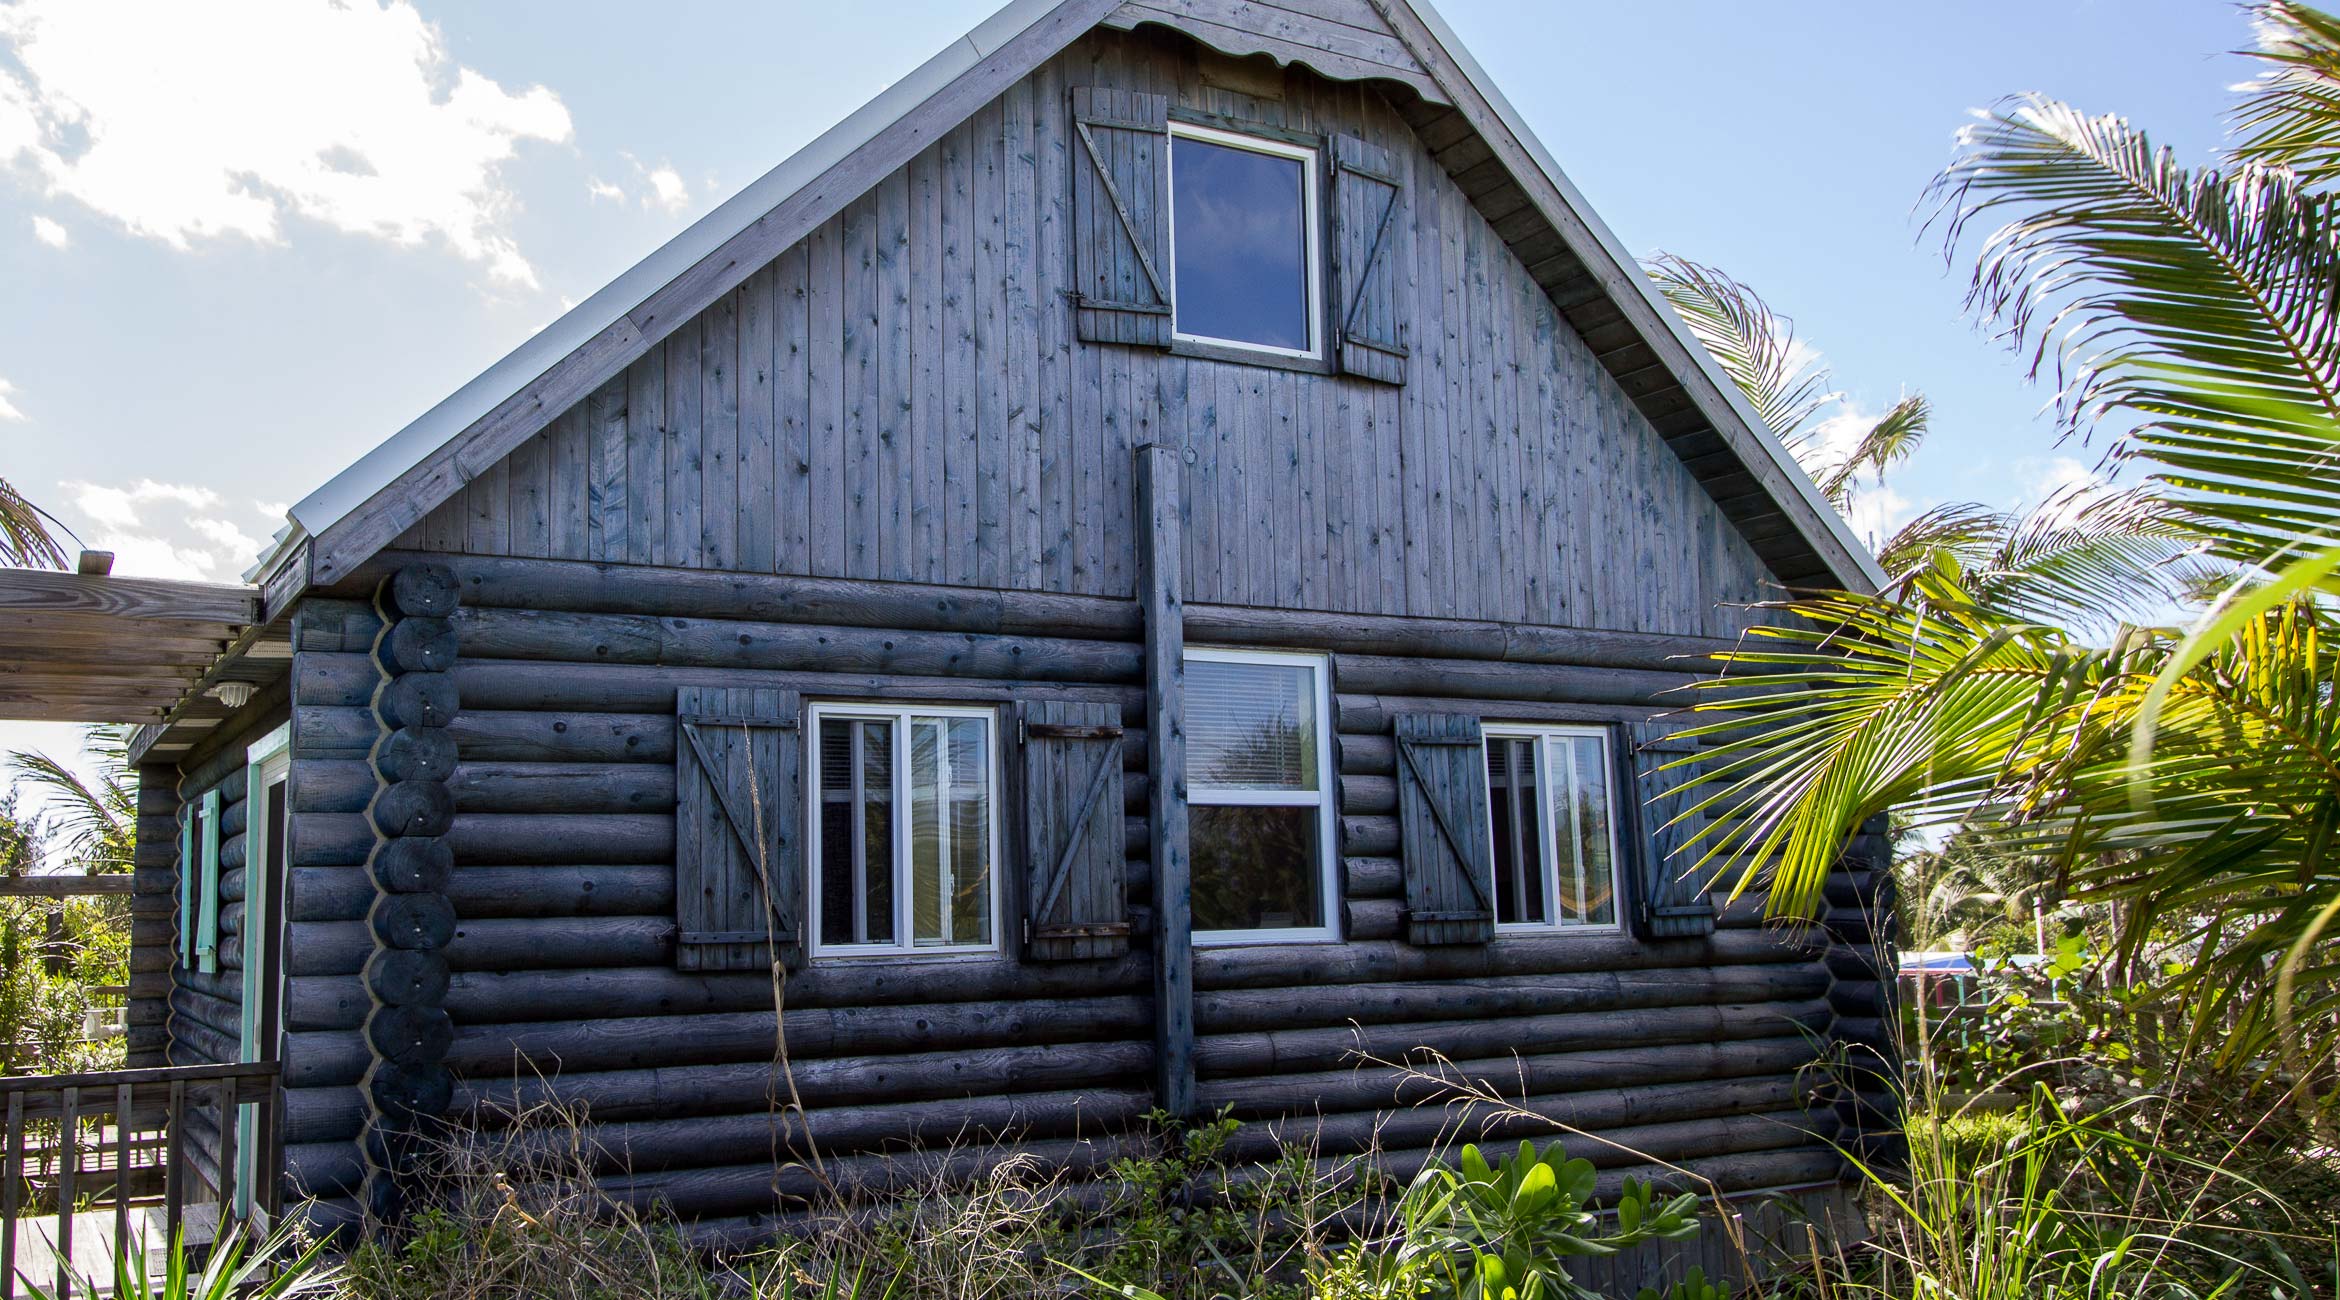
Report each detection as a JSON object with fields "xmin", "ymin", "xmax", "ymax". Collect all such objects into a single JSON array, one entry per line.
[
  {"xmin": 162, "ymin": 685, "xmax": 287, "ymax": 1196},
  {"xmin": 127, "ymin": 764, "xmax": 178, "ymax": 1068},
  {"xmin": 392, "ymin": 26, "xmax": 1781, "ymax": 638},
  {"xmin": 274, "ymin": 554, "xmax": 1882, "ymax": 1236}
]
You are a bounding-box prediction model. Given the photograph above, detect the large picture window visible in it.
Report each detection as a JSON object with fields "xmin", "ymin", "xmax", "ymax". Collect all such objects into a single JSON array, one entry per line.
[
  {"xmin": 1168, "ymin": 123, "xmax": 1321, "ymax": 359},
  {"xmin": 809, "ymin": 704, "xmax": 999, "ymax": 958},
  {"xmin": 1484, "ymin": 725, "xmax": 1621, "ymax": 931},
  {"xmin": 1186, "ymin": 648, "xmax": 1338, "ymax": 943}
]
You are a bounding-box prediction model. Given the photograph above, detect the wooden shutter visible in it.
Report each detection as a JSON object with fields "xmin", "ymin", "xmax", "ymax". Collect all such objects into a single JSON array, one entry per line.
[
  {"xmin": 179, "ymin": 810, "xmax": 197, "ymax": 966},
  {"xmin": 1329, "ymin": 134, "xmax": 1407, "ymax": 385},
  {"xmin": 1019, "ymin": 700, "xmax": 1130, "ymax": 960},
  {"xmin": 1627, "ymin": 721, "xmax": 1718, "ymax": 939},
  {"xmin": 1071, "ymin": 87, "xmax": 1172, "ymax": 347},
  {"xmin": 1394, "ymin": 713, "xmax": 1495, "ymax": 945},
  {"xmin": 196, "ymin": 788, "xmax": 223, "ymax": 974},
  {"xmin": 675, "ymin": 687, "xmax": 804, "ymax": 971}
]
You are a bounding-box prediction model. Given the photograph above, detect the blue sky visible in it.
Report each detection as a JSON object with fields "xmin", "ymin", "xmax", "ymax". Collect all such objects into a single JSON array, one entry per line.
[{"xmin": 0, "ymin": 0, "xmax": 2252, "ymax": 823}]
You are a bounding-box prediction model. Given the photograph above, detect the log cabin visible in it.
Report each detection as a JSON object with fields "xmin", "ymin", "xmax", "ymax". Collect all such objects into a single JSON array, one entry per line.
[{"xmin": 0, "ymin": 0, "xmax": 1898, "ymax": 1283}]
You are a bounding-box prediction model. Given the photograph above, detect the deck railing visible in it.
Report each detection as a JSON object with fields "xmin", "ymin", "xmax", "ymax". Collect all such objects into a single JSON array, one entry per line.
[{"xmin": 0, "ymin": 1061, "xmax": 278, "ymax": 1299}]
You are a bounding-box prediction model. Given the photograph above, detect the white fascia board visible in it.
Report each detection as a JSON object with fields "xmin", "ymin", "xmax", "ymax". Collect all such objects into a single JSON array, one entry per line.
[
  {"xmin": 275, "ymin": 0, "xmax": 1078, "ymax": 574},
  {"xmin": 1399, "ymin": 0, "xmax": 1887, "ymax": 593}
]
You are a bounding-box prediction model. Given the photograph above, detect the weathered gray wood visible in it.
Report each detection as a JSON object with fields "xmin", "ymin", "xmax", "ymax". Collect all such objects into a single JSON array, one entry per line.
[
  {"xmin": 371, "ymin": 26, "xmax": 1803, "ymax": 633},
  {"xmin": 448, "ymin": 606, "xmax": 1139, "ymax": 683},
  {"xmin": 1137, "ymin": 442, "xmax": 1192, "ymax": 1118},
  {"xmin": 674, "ymin": 686, "xmax": 802, "ymax": 970},
  {"xmin": 1392, "ymin": 712, "xmax": 1494, "ymax": 944},
  {"xmin": 459, "ymin": 1039, "xmax": 1153, "ymax": 1122},
  {"xmin": 447, "ymin": 995, "xmax": 1149, "ymax": 1075},
  {"xmin": 1020, "ymin": 699, "xmax": 1132, "ymax": 960},
  {"xmin": 1195, "ymin": 998, "xmax": 1833, "ymax": 1079}
]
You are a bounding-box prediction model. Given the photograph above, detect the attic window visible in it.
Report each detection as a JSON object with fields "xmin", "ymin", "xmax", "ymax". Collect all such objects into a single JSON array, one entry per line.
[{"xmin": 1168, "ymin": 124, "xmax": 1321, "ymax": 359}]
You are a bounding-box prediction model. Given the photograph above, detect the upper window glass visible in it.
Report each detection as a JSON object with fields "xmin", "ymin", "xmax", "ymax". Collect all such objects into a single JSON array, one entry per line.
[
  {"xmin": 1169, "ymin": 124, "xmax": 1320, "ymax": 358},
  {"xmin": 1485, "ymin": 726, "xmax": 1621, "ymax": 931},
  {"xmin": 1186, "ymin": 649, "xmax": 1337, "ymax": 943},
  {"xmin": 810, "ymin": 704, "xmax": 999, "ymax": 958}
]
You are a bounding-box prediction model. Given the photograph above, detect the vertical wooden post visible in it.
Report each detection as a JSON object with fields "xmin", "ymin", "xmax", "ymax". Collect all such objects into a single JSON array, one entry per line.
[
  {"xmin": 1136, "ymin": 442, "xmax": 1193, "ymax": 1118},
  {"xmin": 56, "ymin": 1086, "xmax": 76, "ymax": 1300},
  {"xmin": 4, "ymin": 1090, "xmax": 23, "ymax": 1300},
  {"xmin": 113, "ymin": 1083, "xmax": 131, "ymax": 1264}
]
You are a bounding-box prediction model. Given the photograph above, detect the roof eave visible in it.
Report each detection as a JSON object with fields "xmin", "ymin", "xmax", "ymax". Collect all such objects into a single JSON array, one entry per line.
[
  {"xmin": 1395, "ymin": 0, "xmax": 1887, "ymax": 594},
  {"xmin": 282, "ymin": 0, "xmax": 1088, "ymax": 565}
]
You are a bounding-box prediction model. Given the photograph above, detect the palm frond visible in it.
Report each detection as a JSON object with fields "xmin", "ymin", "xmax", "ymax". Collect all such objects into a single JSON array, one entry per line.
[
  {"xmin": 1812, "ymin": 393, "xmax": 1931, "ymax": 507},
  {"xmin": 1645, "ymin": 253, "xmax": 1835, "ymax": 443},
  {"xmin": 0, "ymin": 474, "xmax": 68, "ymax": 569},
  {"xmin": 1928, "ymin": 95, "xmax": 2340, "ymax": 577},
  {"xmin": 1874, "ymin": 500, "xmax": 2006, "ymax": 578},
  {"xmin": 1669, "ymin": 559, "xmax": 2118, "ymax": 918},
  {"xmin": 1970, "ymin": 485, "xmax": 2202, "ymax": 627},
  {"xmin": 2232, "ymin": 0, "xmax": 2340, "ymax": 187},
  {"xmin": 8, "ymin": 729, "xmax": 134, "ymax": 873}
]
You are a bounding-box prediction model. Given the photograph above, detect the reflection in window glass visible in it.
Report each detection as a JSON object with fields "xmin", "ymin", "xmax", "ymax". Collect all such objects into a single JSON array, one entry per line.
[
  {"xmin": 1191, "ymin": 805, "xmax": 1323, "ymax": 932},
  {"xmin": 819, "ymin": 719, "xmax": 895, "ymax": 947},
  {"xmin": 1186, "ymin": 651, "xmax": 1334, "ymax": 939},
  {"xmin": 1170, "ymin": 130, "xmax": 1315, "ymax": 355},
  {"xmin": 1486, "ymin": 737, "xmax": 1545, "ymax": 925},
  {"xmin": 1186, "ymin": 657, "xmax": 1316, "ymax": 790},
  {"xmin": 813, "ymin": 708, "xmax": 995, "ymax": 955},
  {"xmin": 1484, "ymin": 727, "xmax": 1619, "ymax": 930}
]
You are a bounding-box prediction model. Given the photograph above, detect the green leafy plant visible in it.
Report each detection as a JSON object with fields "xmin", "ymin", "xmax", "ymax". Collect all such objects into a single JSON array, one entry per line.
[{"xmin": 1410, "ymin": 1141, "xmax": 1704, "ymax": 1300}]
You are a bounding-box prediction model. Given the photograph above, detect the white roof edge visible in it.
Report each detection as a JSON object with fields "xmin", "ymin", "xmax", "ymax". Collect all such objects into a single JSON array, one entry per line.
[
  {"xmin": 1401, "ymin": 0, "xmax": 1886, "ymax": 592},
  {"xmin": 269, "ymin": 0, "xmax": 1079, "ymax": 580}
]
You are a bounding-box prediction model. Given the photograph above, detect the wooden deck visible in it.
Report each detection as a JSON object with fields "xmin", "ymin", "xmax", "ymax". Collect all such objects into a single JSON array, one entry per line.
[{"xmin": 7, "ymin": 1204, "xmax": 219, "ymax": 1299}]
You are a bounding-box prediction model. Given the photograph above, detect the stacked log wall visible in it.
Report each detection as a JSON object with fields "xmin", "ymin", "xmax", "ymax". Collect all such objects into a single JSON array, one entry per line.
[
  {"xmin": 277, "ymin": 600, "xmax": 393, "ymax": 1231},
  {"xmin": 162, "ymin": 684, "xmax": 286, "ymax": 1194},
  {"xmin": 282, "ymin": 554, "xmax": 1864, "ymax": 1236},
  {"xmin": 127, "ymin": 765, "xmax": 179, "ymax": 1067}
]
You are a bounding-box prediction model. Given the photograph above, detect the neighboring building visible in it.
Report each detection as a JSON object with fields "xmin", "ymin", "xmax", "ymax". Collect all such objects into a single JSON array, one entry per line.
[{"xmin": 0, "ymin": 0, "xmax": 1895, "ymax": 1282}]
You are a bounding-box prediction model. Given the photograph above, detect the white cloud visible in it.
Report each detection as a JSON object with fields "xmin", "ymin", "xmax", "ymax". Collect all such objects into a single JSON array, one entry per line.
[
  {"xmin": 1803, "ymin": 401, "xmax": 1925, "ymax": 547},
  {"xmin": 589, "ymin": 155, "xmax": 691, "ymax": 213},
  {"xmin": 0, "ymin": 0, "xmax": 573, "ymax": 286},
  {"xmin": 60, "ymin": 478, "xmax": 261, "ymax": 581},
  {"xmin": 29, "ymin": 214, "xmax": 66, "ymax": 247},
  {"xmin": 0, "ymin": 377, "xmax": 22, "ymax": 422},
  {"xmin": 644, "ymin": 165, "xmax": 688, "ymax": 212},
  {"xmin": 2011, "ymin": 454, "xmax": 2105, "ymax": 511}
]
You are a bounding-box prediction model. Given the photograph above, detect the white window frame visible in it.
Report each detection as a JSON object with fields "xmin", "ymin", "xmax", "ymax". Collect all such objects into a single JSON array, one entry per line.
[
  {"xmin": 1166, "ymin": 121, "xmax": 1324, "ymax": 361},
  {"xmin": 1483, "ymin": 723, "xmax": 1625, "ymax": 935},
  {"xmin": 237, "ymin": 722, "xmax": 291, "ymax": 1224},
  {"xmin": 1187, "ymin": 646, "xmax": 1340, "ymax": 946},
  {"xmin": 806, "ymin": 702, "xmax": 1004, "ymax": 960}
]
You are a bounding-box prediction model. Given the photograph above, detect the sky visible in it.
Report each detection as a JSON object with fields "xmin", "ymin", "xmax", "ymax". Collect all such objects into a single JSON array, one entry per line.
[{"xmin": 0, "ymin": 0, "xmax": 2251, "ymax": 833}]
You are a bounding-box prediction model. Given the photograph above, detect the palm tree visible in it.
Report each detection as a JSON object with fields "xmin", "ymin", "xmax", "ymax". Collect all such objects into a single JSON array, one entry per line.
[
  {"xmin": 7, "ymin": 728, "xmax": 134, "ymax": 874},
  {"xmin": 1664, "ymin": 0, "xmax": 2340, "ymax": 1082}
]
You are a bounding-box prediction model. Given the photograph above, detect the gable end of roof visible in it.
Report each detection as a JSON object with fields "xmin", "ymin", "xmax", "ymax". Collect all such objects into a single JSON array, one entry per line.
[{"xmin": 280, "ymin": 0, "xmax": 1882, "ymax": 597}]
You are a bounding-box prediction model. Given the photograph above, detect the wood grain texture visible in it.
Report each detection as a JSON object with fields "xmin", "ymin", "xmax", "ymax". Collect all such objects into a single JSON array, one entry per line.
[{"xmin": 401, "ymin": 27, "xmax": 1784, "ymax": 638}]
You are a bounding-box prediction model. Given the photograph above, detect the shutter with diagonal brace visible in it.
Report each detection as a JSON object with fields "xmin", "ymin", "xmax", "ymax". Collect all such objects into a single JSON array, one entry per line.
[
  {"xmin": 1071, "ymin": 87, "xmax": 1172, "ymax": 347},
  {"xmin": 1395, "ymin": 713, "xmax": 1495, "ymax": 945},
  {"xmin": 1627, "ymin": 720, "xmax": 1718, "ymax": 939},
  {"xmin": 675, "ymin": 687, "xmax": 804, "ymax": 971},
  {"xmin": 1019, "ymin": 699, "xmax": 1131, "ymax": 960},
  {"xmin": 1329, "ymin": 133, "xmax": 1407, "ymax": 384}
]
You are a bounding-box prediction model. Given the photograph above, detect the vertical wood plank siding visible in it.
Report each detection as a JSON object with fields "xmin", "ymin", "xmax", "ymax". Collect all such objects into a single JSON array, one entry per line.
[{"xmin": 398, "ymin": 28, "xmax": 1777, "ymax": 639}]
